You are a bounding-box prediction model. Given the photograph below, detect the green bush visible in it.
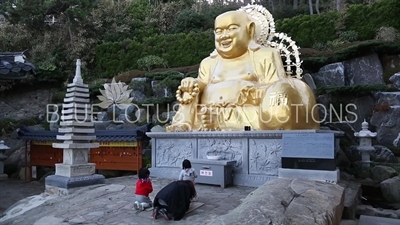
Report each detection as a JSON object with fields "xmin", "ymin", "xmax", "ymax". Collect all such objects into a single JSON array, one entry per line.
[
  {"xmin": 375, "ymin": 26, "xmax": 400, "ymax": 42},
  {"xmin": 303, "ymin": 40, "xmax": 400, "ymax": 72},
  {"xmin": 338, "ymin": 30, "xmax": 359, "ymax": 42},
  {"xmin": 145, "ymin": 71, "xmax": 182, "ymax": 96},
  {"xmin": 51, "ymin": 91, "xmax": 66, "ymax": 103},
  {"xmin": 145, "ymin": 71, "xmax": 183, "ymax": 81},
  {"xmin": 186, "ymin": 71, "xmax": 198, "ymax": 78},
  {"xmin": 276, "ymin": 12, "xmax": 339, "ymax": 47},
  {"xmin": 94, "ymin": 31, "xmax": 214, "ymax": 78},
  {"xmin": 137, "ymin": 55, "xmax": 168, "ymax": 71},
  {"xmin": 275, "ymin": 0, "xmax": 400, "ymax": 47},
  {"xmin": 344, "ymin": 0, "xmax": 400, "ymax": 40}
]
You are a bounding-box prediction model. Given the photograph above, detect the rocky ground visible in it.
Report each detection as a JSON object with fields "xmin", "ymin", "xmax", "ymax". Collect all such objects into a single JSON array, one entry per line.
[
  {"xmin": 0, "ymin": 179, "xmax": 43, "ymax": 214},
  {"xmin": 0, "ymin": 176, "xmax": 255, "ymax": 225}
]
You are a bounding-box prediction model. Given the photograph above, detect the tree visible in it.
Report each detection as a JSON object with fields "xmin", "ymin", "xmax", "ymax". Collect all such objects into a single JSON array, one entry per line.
[
  {"xmin": 336, "ymin": 0, "xmax": 341, "ymax": 11},
  {"xmin": 315, "ymin": 0, "xmax": 320, "ymax": 14}
]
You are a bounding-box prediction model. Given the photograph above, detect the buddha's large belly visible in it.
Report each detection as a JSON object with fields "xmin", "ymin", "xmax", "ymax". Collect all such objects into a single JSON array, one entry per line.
[{"xmin": 200, "ymin": 80, "xmax": 255, "ymax": 105}]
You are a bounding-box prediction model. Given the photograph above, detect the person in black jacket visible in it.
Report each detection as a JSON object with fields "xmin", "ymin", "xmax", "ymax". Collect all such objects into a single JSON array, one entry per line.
[{"xmin": 152, "ymin": 180, "xmax": 197, "ymax": 221}]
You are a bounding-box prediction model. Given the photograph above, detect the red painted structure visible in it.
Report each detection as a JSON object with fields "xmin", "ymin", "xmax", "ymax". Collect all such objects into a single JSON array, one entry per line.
[{"xmin": 18, "ymin": 124, "xmax": 150, "ymax": 182}]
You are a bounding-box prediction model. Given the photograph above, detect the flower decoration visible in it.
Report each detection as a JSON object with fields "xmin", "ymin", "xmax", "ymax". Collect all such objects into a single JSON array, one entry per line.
[{"xmin": 97, "ymin": 78, "xmax": 133, "ymax": 109}]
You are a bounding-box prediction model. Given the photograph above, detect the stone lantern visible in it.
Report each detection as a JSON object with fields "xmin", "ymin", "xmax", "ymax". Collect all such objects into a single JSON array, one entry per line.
[
  {"xmin": 0, "ymin": 140, "xmax": 9, "ymax": 180},
  {"xmin": 354, "ymin": 120, "xmax": 377, "ymax": 166}
]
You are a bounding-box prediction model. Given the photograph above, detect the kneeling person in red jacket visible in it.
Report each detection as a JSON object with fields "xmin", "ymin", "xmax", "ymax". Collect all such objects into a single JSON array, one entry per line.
[{"xmin": 134, "ymin": 167, "xmax": 153, "ymax": 211}]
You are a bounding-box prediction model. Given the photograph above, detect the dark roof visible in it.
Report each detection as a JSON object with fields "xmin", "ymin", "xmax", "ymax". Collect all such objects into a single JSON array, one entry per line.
[
  {"xmin": 0, "ymin": 51, "xmax": 36, "ymax": 78},
  {"xmin": 17, "ymin": 123, "xmax": 152, "ymax": 142}
]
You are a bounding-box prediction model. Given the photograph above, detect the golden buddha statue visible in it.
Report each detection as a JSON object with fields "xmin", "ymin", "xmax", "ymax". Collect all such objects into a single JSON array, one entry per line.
[{"xmin": 166, "ymin": 5, "xmax": 319, "ymax": 132}]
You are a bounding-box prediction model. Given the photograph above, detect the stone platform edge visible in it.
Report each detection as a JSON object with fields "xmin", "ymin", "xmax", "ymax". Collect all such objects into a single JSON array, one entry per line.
[
  {"xmin": 149, "ymin": 167, "xmax": 278, "ymax": 188},
  {"xmin": 278, "ymin": 168, "xmax": 340, "ymax": 183},
  {"xmin": 146, "ymin": 129, "xmax": 344, "ymax": 138},
  {"xmin": 45, "ymin": 174, "xmax": 105, "ymax": 196}
]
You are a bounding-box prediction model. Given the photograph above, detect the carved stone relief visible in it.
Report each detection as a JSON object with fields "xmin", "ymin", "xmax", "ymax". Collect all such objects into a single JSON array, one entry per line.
[
  {"xmin": 74, "ymin": 149, "xmax": 88, "ymax": 164},
  {"xmin": 249, "ymin": 139, "xmax": 282, "ymax": 175},
  {"xmin": 198, "ymin": 138, "xmax": 244, "ymax": 172},
  {"xmin": 155, "ymin": 139, "xmax": 193, "ymax": 167},
  {"xmin": 63, "ymin": 149, "xmax": 88, "ymax": 164}
]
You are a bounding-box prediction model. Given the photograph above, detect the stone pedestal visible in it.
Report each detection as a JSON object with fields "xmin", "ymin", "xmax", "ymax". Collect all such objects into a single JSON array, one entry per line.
[
  {"xmin": 0, "ymin": 140, "xmax": 9, "ymax": 180},
  {"xmin": 278, "ymin": 132, "xmax": 340, "ymax": 183},
  {"xmin": 146, "ymin": 130, "xmax": 343, "ymax": 187},
  {"xmin": 45, "ymin": 59, "xmax": 104, "ymax": 195}
]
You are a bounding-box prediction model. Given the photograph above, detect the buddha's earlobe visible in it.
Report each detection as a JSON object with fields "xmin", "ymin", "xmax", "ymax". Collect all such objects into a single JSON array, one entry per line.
[
  {"xmin": 210, "ymin": 49, "xmax": 218, "ymax": 57},
  {"xmin": 249, "ymin": 40, "xmax": 261, "ymax": 51}
]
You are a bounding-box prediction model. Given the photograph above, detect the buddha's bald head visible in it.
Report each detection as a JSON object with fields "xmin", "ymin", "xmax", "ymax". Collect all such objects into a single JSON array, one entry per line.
[
  {"xmin": 214, "ymin": 11, "xmax": 255, "ymax": 59},
  {"xmin": 215, "ymin": 11, "xmax": 252, "ymax": 24}
]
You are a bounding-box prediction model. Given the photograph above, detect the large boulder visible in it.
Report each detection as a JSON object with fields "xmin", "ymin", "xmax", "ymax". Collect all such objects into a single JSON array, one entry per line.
[
  {"xmin": 389, "ymin": 73, "xmax": 400, "ymax": 90},
  {"xmin": 344, "ymin": 145, "xmax": 397, "ymax": 163},
  {"xmin": 344, "ymin": 53, "xmax": 384, "ymax": 86},
  {"xmin": 371, "ymin": 165, "xmax": 398, "ymax": 183},
  {"xmin": 346, "ymin": 96, "xmax": 375, "ymax": 130},
  {"xmin": 370, "ymin": 107, "xmax": 400, "ymax": 147},
  {"xmin": 381, "ymin": 176, "xmax": 400, "ymax": 203},
  {"xmin": 208, "ymin": 178, "xmax": 345, "ymax": 225},
  {"xmin": 311, "ymin": 62, "xmax": 345, "ymax": 87},
  {"xmin": 374, "ymin": 92, "xmax": 400, "ymax": 106}
]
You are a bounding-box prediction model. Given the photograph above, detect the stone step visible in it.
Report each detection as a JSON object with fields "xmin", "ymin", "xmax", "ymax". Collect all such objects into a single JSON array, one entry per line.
[
  {"xmin": 374, "ymin": 92, "xmax": 400, "ymax": 106},
  {"xmin": 359, "ymin": 215, "xmax": 400, "ymax": 225}
]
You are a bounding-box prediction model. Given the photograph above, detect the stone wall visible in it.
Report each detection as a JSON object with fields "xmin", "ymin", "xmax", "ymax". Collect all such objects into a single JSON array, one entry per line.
[
  {"xmin": 0, "ymin": 88, "xmax": 55, "ymax": 120},
  {"xmin": 147, "ymin": 130, "xmax": 342, "ymax": 187}
]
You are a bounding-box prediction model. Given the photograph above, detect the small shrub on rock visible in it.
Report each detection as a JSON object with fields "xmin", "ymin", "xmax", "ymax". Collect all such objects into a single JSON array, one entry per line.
[
  {"xmin": 137, "ymin": 55, "xmax": 168, "ymax": 71},
  {"xmin": 375, "ymin": 26, "xmax": 400, "ymax": 42},
  {"xmin": 338, "ymin": 30, "xmax": 359, "ymax": 42}
]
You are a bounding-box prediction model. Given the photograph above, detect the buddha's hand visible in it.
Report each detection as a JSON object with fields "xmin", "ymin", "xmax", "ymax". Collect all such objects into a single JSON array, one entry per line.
[
  {"xmin": 239, "ymin": 86, "xmax": 266, "ymax": 105},
  {"xmin": 251, "ymin": 88, "xmax": 266, "ymax": 105},
  {"xmin": 180, "ymin": 77, "xmax": 198, "ymax": 93}
]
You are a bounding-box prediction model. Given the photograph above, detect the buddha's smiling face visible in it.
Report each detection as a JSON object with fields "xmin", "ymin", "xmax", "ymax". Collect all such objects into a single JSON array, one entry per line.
[{"xmin": 214, "ymin": 11, "xmax": 252, "ymax": 59}]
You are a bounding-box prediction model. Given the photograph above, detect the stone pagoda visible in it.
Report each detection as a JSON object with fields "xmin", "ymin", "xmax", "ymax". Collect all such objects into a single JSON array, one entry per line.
[
  {"xmin": 354, "ymin": 120, "xmax": 377, "ymax": 167},
  {"xmin": 45, "ymin": 59, "xmax": 105, "ymax": 195}
]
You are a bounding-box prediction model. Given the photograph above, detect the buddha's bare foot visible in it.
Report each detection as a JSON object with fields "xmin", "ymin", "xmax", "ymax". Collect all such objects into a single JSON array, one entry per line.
[{"xmin": 166, "ymin": 123, "xmax": 192, "ymax": 132}]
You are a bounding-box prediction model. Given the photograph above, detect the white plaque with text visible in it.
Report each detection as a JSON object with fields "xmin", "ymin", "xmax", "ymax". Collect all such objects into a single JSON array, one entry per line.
[{"xmin": 282, "ymin": 133, "xmax": 335, "ymax": 159}]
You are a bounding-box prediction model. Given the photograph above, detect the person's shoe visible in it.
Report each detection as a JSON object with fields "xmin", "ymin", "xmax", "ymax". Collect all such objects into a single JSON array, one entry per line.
[
  {"xmin": 152, "ymin": 207, "xmax": 159, "ymax": 219},
  {"xmin": 191, "ymin": 196, "xmax": 199, "ymax": 202},
  {"xmin": 158, "ymin": 208, "xmax": 170, "ymax": 220},
  {"xmin": 140, "ymin": 202, "xmax": 148, "ymax": 211},
  {"xmin": 133, "ymin": 201, "xmax": 140, "ymax": 210}
]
